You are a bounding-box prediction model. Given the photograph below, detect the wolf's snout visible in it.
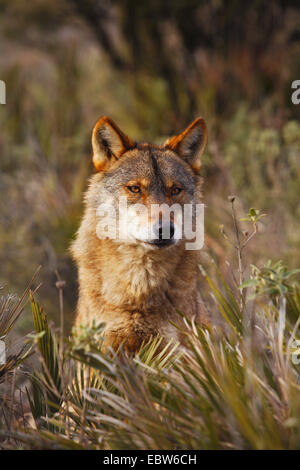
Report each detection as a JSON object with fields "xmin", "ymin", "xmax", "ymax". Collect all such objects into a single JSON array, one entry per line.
[
  {"xmin": 152, "ymin": 221, "xmax": 175, "ymax": 247},
  {"xmin": 158, "ymin": 221, "xmax": 175, "ymax": 240}
]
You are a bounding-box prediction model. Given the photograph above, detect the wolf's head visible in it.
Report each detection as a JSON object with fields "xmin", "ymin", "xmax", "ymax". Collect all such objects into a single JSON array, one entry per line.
[{"xmin": 89, "ymin": 116, "xmax": 207, "ymax": 250}]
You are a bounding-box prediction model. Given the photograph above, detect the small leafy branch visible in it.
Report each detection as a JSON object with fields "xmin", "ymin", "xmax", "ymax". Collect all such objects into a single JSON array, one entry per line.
[
  {"xmin": 240, "ymin": 260, "xmax": 300, "ymax": 301},
  {"xmin": 220, "ymin": 197, "xmax": 266, "ymax": 306}
]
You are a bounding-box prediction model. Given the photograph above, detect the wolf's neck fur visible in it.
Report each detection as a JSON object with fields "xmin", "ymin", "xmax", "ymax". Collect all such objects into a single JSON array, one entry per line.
[
  {"xmin": 100, "ymin": 241, "xmax": 186, "ymax": 308},
  {"xmin": 72, "ymin": 208, "xmax": 199, "ymax": 315}
]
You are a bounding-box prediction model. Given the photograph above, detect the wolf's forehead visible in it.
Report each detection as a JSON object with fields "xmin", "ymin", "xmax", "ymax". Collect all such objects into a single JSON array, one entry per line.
[{"xmin": 103, "ymin": 148, "xmax": 194, "ymax": 187}]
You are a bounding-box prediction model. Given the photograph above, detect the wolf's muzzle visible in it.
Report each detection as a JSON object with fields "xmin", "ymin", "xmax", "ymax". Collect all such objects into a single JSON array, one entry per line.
[{"xmin": 151, "ymin": 221, "xmax": 175, "ymax": 247}]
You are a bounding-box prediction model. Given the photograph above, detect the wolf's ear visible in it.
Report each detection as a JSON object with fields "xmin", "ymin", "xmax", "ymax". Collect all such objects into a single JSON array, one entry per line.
[
  {"xmin": 92, "ymin": 116, "xmax": 134, "ymax": 171},
  {"xmin": 164, "ymin": 117, "xmax": 207, "ymax": 172}
]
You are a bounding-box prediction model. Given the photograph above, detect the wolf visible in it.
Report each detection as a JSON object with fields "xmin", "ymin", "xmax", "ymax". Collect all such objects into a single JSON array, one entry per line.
[{"xmin": 71, "ymin": 116, "xmax": 209, "ymax": 353}]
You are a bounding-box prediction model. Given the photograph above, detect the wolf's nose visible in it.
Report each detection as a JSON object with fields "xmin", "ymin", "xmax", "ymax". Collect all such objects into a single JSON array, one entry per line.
[{"xmin": 158, "ymin": 222, "xmax": 175, "ymax": 240}]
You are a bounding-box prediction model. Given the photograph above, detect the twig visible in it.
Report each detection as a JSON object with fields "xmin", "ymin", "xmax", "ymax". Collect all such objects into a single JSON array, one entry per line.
[
  {"xmin": 241, "ymin": 225, "xmax": 257, "ymax": 250},
  {"xmin": 55, "ymin": 271, "xmax": 66, "ymax": 357},
  {"xmin": 230, "ymin": 197, "xmax": 244, "ymax": 288}
]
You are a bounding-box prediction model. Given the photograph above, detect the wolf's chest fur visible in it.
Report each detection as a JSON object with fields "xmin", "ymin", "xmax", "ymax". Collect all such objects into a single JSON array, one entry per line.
[
  {"xmin": 101, "ymin": 244, "xmax": 175, "ymax": 305},
  {"xmin": 73, "ymin": 233, "xmax": 202, "ymax": 351}
]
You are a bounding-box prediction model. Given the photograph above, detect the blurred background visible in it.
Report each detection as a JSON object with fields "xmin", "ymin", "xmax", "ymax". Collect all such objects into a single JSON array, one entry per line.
[{"xmin": 0, "ymin": 0, "xmax": 300, "ymax": 333}]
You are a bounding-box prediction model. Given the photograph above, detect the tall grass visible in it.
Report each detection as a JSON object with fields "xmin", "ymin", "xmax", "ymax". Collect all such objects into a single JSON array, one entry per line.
[{"xmin": 1, "ymin": 203, "xmax": 300, "ymax": 450}]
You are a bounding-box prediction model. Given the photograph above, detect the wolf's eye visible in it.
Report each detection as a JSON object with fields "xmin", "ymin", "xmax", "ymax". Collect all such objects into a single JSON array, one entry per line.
[
  {"xmin": 171, "ymin": 187, "xmax": 182, "ymax": 195},
  {"xmin": 128, "ymin": 185, "xmax": 141, "ymax": 193}
]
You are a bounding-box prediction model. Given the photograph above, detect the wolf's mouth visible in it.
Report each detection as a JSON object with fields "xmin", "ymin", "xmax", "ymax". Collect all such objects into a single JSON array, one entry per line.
[
  {"xmin": 143, "ymin": 239, "xmax": 175, "ymax": 248},
  {"xmin": 140, "ymin": 221, "xmax": 176, "ymax": 248}
]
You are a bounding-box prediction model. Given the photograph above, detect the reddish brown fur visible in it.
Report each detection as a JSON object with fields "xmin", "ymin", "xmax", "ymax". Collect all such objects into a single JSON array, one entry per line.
[{"xmin": 71, "ymin": 116, "xmax": 209, "ymax": 354}]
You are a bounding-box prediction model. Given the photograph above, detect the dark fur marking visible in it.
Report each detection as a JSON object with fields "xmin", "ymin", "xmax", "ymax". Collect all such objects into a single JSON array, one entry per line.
[
  {"xmin": 99, "ymin": 134, "xmax": 119, "ymax": 161},
  {"xmin": 149, "ymin": 149, "xmax": 166, "ymax": 195},
  {"xmin": 187, "ymin": 138, "xmax": 200, "ymax": 155}
]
